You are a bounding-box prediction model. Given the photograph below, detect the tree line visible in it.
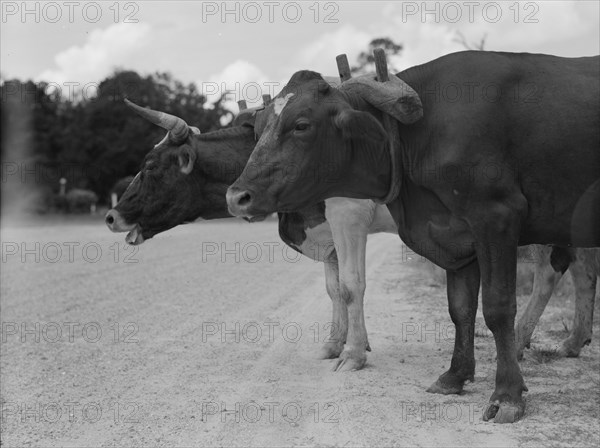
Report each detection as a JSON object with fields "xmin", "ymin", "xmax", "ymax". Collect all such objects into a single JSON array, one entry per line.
[
  {"xmin": 1, "ymin": 70, "xmax": 230, "ymax": 213},
  {"xmin": 1, "ymin": 37, "xmax": 404, "ymax": 214}
]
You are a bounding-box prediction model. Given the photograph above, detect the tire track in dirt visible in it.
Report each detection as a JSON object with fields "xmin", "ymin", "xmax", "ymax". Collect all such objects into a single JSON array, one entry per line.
[
  {"xmin": 186, "ymin": 232, "xmax": 518, "ymax": 447},
  {"xmin": 174, "ymin": 233, "xmax": 398, "ymax": 447}
]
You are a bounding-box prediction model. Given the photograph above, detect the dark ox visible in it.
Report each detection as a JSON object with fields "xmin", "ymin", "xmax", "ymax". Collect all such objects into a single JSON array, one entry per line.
[
  {"xmin": 106, "ymin": 100, "xmax": 600, "ymax": 370},
  {"xmin": 106, "ymin": 96, "xmax": 597, "ymax": 407},
  {"xmin": 226, "ymin": 51, "xmax": 600, "ymax": 422}
]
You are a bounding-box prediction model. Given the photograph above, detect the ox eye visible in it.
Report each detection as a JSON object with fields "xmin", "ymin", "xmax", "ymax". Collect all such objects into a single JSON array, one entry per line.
[{"xmin": 295, "ymin": 122, "xmax": 310, "ymax": 131}]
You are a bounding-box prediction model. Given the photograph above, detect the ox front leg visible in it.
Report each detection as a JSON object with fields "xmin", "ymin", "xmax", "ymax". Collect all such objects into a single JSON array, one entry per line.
[
  {"xmin": 318, "ymin": 252, "xmax": 348, "ymax": 359},
  {"xmin": 475, "ymin": 206, "xmax": 528, "ymax": 423},
  {"xmin": 558, "ymin": 251, "xmax": 597, "ymax": 357},
  {"xmin": 330, "ymin": 230, "xmax": 370, "ymax": 372},
  {"xmin": 515, "ymin": 246, "xmax": 562, "ymax": 360},
  {"xmin": 333, "ymin": 271, "xmax": 368, "ymax": 372},
  {"xmin": 427, "ymin": 260, "xmax": 479, "ymax": 395}
]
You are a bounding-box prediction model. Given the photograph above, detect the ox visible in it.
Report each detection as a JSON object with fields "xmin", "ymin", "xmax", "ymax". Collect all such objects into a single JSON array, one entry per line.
[
  {"xmin": 226, "ymin": 51, "xmax": 600, "ymax": 422},
  {"xmin": 105, "ymin": 99, "xmax": 397, "ymax": 371},
  {"xmin": 106, "ymin": 97, "xmax": 597, "ymax": 398}
]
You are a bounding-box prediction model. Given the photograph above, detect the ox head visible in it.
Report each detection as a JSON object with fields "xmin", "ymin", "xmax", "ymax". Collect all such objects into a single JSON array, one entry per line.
[
  {"xmin": 105, "ymin": 99, "xmax": 256, "ymax": 244},
  {"xmin": 226, "ymin": 70, "xmax": 422, "ymax": 218}
]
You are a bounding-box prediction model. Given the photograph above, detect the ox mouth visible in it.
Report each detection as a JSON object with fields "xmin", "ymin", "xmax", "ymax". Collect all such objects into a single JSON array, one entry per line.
[
  {"xmin": 125, "ymin": 225, "xmax": 145, "ymax": 245},
  {"xmin": 243, "ymin": 214, "xmax": 269, "ymax": 223}
]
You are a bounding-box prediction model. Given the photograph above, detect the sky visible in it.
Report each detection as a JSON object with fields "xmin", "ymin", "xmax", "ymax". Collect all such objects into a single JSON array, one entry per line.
[{"xmin": 2, "ymin": 1, "xmax": 599, "ymax": 107}]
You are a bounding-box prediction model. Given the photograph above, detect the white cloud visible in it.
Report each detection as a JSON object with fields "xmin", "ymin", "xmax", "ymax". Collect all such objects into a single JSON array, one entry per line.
[
  {"xmin": 37, "ymin": 22, "xmax": 151, "ymax": 89},
  {"xmin": 293, "ymin": 25, "xmax": 373, "ymax": 77},
  {"xmin": 390, "ymin": 22, "xmax": 464, "ymax": 71},
  {"xmin": 201, "ymin": 26, "xmax": 373, "ymax": 117},
  {"xmin": 199, "ymin": 59, "xmax": 275, "ymax": 116},
  {"xmin": 381, "ymin": 0, "xmax": 598, "ymax": 71},
  {"xmin": 430, "ymin": 1, "xmax": 590, "ymax": 53}
]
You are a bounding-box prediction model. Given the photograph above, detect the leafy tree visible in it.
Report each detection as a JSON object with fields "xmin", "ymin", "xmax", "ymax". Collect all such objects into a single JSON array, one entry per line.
[
  {"xmin": 351, "ymin": 37, "xmax": 403, "ymax": 74},
  {"xmin": 1, "ymin": 69, "xmax": 230, "ymax": 212}
]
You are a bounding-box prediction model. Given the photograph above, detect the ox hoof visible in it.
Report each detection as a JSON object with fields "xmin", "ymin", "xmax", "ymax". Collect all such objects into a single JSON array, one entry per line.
[
  {"xmin": 557, "ymin": 346, "xmax": 580, "ymax": 358},
  {"xmin": 426, "ymin": 379, "xmax": 463, "ymax": 395},
  {"xmin": 482, "ymin": 400, "xmax": 525, "ymax": 423},
  {"xmin": 318, "ymin": 341, "xmax": 345, "ymax": 359},
  {"xmin": 332, "ymin": 348, "xmax": 366, "ymax": 372},
  {"xmin": 557, "ymin": 337, "xmax": 589, "ymax": 358},
  {"xmin": 426, "ymin": 371, "xmax": 471, "ymax": 395}
]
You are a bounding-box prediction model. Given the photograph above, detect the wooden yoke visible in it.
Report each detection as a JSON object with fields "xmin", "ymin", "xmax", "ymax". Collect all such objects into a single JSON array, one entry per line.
[
  {"xmin": 335, "ymin": 50, "xmax": 402, "ymax": 204},
  {"xmin": 336, "ymin": 54, "xmax": 352, "ymax": 82},
  {"xmin": 373, "ymin": 48, "xmax": 390, "ymax": 82},
  {"xmin": 372, "ymin": 48, "xmax": 402, "ymax": 204},
  {"xmin": 336, "ymin": 51, "xmax": 422, "ymax": 124}
]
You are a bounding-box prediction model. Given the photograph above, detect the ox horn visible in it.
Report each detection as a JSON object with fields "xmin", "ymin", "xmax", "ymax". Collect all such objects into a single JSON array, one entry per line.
[{"xmin": 124, "ymin": 98, "xmax": 189, "ymax": 144}]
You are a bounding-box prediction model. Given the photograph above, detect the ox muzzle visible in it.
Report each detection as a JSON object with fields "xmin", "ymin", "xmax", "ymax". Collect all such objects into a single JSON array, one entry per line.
[
  {"xmin": 226, "ymin": 187, "xmax": 254, "ymax": 218},
  {"xmin": 105, "ymin": 209, "xmax": 144, "ymax": 245}
]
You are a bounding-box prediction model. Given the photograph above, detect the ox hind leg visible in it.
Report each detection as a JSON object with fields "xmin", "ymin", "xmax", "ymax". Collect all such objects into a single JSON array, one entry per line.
[
  {"xmin": 427, "ymin": 260, "xmax": 480, "ymax": 395},
  {"xmin": 559, "ymin": 249, "xmax": 597, "ymax": 357},
  {"xmin": 515, "ymin": 245, "xmax": 562, "ymax": 360},
  {"xmin": 318, "ymin": 251, "xmax": 349, "ymax": 359}
]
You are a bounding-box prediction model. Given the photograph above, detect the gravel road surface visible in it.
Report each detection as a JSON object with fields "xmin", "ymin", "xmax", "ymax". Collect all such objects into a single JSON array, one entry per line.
[{"xmin": 1, "ymin": 218, "xmax": 599, "ymax": 447}]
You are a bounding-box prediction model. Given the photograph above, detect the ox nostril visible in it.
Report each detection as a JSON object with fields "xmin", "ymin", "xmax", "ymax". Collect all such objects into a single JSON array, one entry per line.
[
  {"xmin": 226, "ymin": 188, "xmax": 255, "ymax": 215},
  {"xmin": 238, "ymin": 192, "xmax": 252, "ymax": 206},
  {"xmin": 105, "ymin": 212, "xmax": 115, "ymax": 226}
]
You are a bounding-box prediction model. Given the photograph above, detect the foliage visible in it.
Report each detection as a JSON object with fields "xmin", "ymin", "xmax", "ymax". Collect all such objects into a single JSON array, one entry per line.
[
  {"xmin": 351, "ymin": 37, "xmax": 403, "ymax": 74},
  {"xmin": 1, "ymin": 70, "xmax": 230, "ymax": 212},
  {"xmin": 1, "ymin": 37, "xmax": 403, "ymax": 213},
  {"xmin": 64, "ymin": 188, "xmax": 98, "ymax": 213},
  {"xmin": 111, "ymin": 175, "xmax": 135, "ymax": 198}
]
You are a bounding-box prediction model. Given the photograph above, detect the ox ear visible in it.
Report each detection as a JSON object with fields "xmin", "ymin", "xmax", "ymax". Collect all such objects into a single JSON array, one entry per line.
[
  {"xmin": 333, "ymin": 109, "xmax": 387, "ymax": 143},
  {"xmin": 178, "ymin": 146, "xmax": 196, "ymax": 175}
]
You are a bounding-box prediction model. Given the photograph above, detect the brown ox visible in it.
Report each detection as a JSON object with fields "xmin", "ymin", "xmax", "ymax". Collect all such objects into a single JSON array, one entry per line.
[{"xmin": 226, "ymin": 51, "xmax": 600, "ymax": 422}]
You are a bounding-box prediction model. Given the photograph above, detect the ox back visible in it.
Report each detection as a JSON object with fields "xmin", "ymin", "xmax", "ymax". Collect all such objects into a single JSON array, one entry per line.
[{"xmin": 394, "ymin": 51, "xmax": 599, "ymax": 252}]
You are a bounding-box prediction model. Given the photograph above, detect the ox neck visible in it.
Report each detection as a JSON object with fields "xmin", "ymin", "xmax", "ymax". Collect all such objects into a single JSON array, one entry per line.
[
  {"xmin": 191, "ymin": 126, "xmax": 256, "ymax": 185},
  {"xmin": 339, "ymin": 90, "xmax": 400, "ymax": 204}
]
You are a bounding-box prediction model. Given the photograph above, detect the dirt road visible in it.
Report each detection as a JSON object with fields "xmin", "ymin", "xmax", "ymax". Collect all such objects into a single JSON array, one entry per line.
[{"xmin": 1, "ymin": 218, "xmax": 599, "ymax": 447}]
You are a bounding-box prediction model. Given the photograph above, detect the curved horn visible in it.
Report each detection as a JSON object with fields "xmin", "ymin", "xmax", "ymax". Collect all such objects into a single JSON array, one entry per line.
[{"xmin": 124, "ymin": 98, "xmax": 189, "ymax": 144}]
